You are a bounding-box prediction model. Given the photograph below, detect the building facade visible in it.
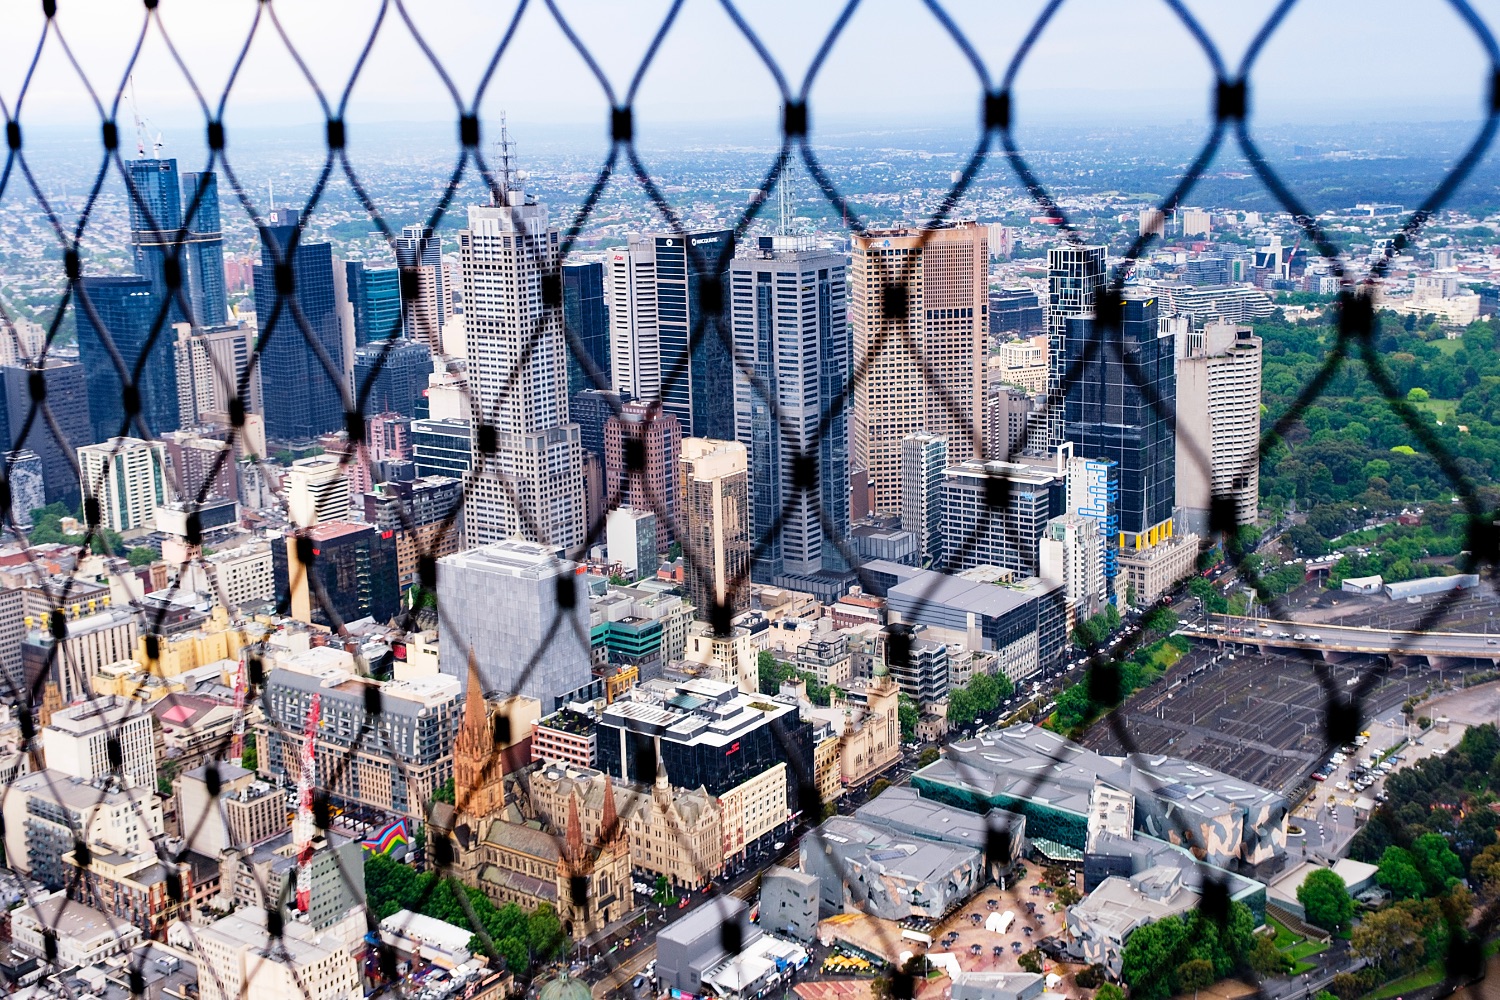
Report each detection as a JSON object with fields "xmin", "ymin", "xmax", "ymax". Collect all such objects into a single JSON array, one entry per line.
[
  {"xmin": 900, "ymin": 433, "xmax": 947, "ymax": 568},
  {"xmin": 679, "ymin": 438, "xmax": 751, "ymax": 619},
  {"xmin": 1175, "ymin": 322, "xmax": 1262, "ymax": 533},
  {"xmin": 77, "ymin": 437, "xmax": 169, "ymax": 533}
]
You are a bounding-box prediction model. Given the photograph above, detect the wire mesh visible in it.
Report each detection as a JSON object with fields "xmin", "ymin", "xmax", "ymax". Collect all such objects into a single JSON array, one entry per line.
[{"xmin": 0, "ymin": 2, "xmax": 1498, "ymax": 1000}]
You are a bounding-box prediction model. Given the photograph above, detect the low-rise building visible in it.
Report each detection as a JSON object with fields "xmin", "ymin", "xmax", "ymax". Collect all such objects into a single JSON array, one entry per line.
[
  {"xmin": 657, "ymin": 896, "xmax": 760, "ymax": 995},
  {"xmin": 195, "ymin": 907, "xmax": 361, "ymax": 1000},
  {"xmin": 532, "ymin": 706, "xmax": 599, "ymax": 769},
  {"xmin": 11, "ymin": 891, "xmax": 143, "ymax": 970},
  {"xmin": 1066, "ymin": 866, "xmax": 1198, "ymax": 978},
  {"xmin": 1117, "ymin": 531, "xmax": 1200, "ymax": 607},
  {"xmin": 758, "ymin": 866, "xmax": 820, "ymax": 943}
]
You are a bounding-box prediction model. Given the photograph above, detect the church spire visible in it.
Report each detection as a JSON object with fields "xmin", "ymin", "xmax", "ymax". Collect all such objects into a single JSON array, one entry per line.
[
  {"xmin": 565, "ymin": 793, "xmax": 585, "ymax": 863},
  {"xmin": 457, "ymin": 648, "xmax": 490, "ymax": 752},
  {"xmin": 600, "ymin": 773, "xmax": 620, "ymax": 843}
]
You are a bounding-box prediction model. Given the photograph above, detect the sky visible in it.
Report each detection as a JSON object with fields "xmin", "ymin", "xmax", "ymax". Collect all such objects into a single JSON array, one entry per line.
[{"xmin": 2, "ymin": 0, "xmax": 1498, "ymax": 146}]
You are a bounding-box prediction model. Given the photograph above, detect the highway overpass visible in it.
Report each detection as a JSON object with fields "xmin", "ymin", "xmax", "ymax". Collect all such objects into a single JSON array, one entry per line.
[{"xmin": 1178, "ymin": 614, "xmax": 1500, "ymax": 667}]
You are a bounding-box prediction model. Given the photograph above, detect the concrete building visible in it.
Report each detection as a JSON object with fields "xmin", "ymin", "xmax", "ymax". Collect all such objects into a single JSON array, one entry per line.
[
  {"xmin": 42, "ymin": 696, "xmax": 157, "ymax": 789},
  {"xmin": 1067, "ymin": 866, "xmax": 1198, "ymax": 978},
  {"xmin": 77, "ymin": 437, "xmax": 170, "ymax": 533},
  {"xmin": 951, "ymin": 973, "xmax": 1046, "ymax": 1000},
  {"xmin": 604, "ymin": 402, "xmax": 681, "ymax": 553},
  {"xmin": 683, "ymin": 619, "xmax": 758, "ymax": 694},
  {"xmin": 852, "ymin": 222, "xmax": 987, "ymax": 513},
  {"xmin": 173, "ymin": 322, "xmax": 263, "ymax": 426},
  {"xmin": 900, "ymin": 432, "xmax": 947, "ymax": 567},
  {"xmin": 985, "ymin": 386, "xmax": 1034, "ymax": 462},
  {"xmin": 995, "ymin": 338, "xmax": 1047, "ymax": 395},
  {"xmin": 800, "ymin": 813, "xmax": 983, "ymax": 921},
  {"xmin": 12, "ymin": 891, "xmax": 143, "ymax": 970},
  {"xmin": 360, "ymin": 476, "xmax": 463, "ymax": 593},
  {"xmin": 1039, "ymin": 514, "xmax": 1106, "ymax": 630},
  {"xmin": 1179, "ymin": 208, "xmax": 1212, "ymax": 236},
  {"xmin": 178, "ymin": 762, "xmax": 284, "ymax": 857},
  {"xmin": 460, "ymin": 162, "xmax": 586, "ymax": 551},
  {"xmin": 437, "ymin": 540, "xmax": 598, "ymax": 711},
  {"xmin": 195, "ymin": 908, "xmax": 361, "ymax": 1000},
  {"xmin": 264, "ymin": 836, "xmax": 367, "ymax": 930},
  {"xmin": 1175, "ymin": 322, "xmax": 1262, "ymax": 534},
  {"xmin": 379, "ymin": 910, "xmax": 473, "ymax": 970},
  {"xmin": 940, "ymin": 459, "xmax": 1065, "ymax": 575},
  {"xmin": 2, "ymin": 769, "xmax": 163, "ymax": 888},
  {"xmin": 255, "ymin": 646, "xmax": 461, "ymax": 818},
  {"xmin": 159, "ymin": 428, "xmax": 239, "ymax": 505},
  {"xmin": 914, "ymin": 724, "xmax": 1288, "ymax": 871},
  {"xmin": 854, "ymin": 785, "xmax": 1025, "ymax": 872},
  {"xmin": 532, "ymin": 708, "xmax": 600, "ymax": 769},
  {"xmin": 657, "ymin": 896, "xmax": 760, "ymax": 994},
  {"xmin": 607, "ymin": 507, "xmax": 658, "ymax": 579},
  {"xmin": 22, "ymin": 605, "xmax": 138, "ymax": 705},
  {"xmin": 284, "ymin": 454, "xmax": 350, "ymax": 528},
  {"xmin": 759, "ymin": 866, "xmax": 820, "ymax": 943},
  {"xmin": 1117, "ymin": 530, "xmax": 1200, "ymax": 607},
  {"xmin": 272, "ymin": 520, "xmax": 400, "ymax": 627},
  {"xmin": 874, "ymin": 623, "xmax": 950, "ymax": 706},
  {"xmin": 679, "ymin": 438, "xmax": 751, "ymax": 620}
]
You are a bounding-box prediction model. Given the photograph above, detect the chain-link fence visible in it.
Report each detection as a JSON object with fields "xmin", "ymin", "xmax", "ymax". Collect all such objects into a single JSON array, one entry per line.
[{"xmin": 2, "ymin": 2, "xmax": 1500, "ymax": 1000}]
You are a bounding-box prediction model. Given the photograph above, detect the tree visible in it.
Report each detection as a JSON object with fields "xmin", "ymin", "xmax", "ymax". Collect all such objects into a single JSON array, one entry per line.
[
  {"xmin": 1095, "ymin": 986, "xmax": 1125, "ymax": 1000},
  {"xmin": 1410, "ymin": 831, "xmax": 1463, "ymax": 895},
  {"xmin": 868, "ymin": 779, "xmax": 890, "ymax": 800},
  {"xmin": 1247, "ymin": 935, "xmax": 1290, "ymax": 976},
  {"xmin": 1018, "ymin": 949, "xmax": 1043, "ymax": 974},
  {"xmin": 127, "ymin": 546, "xmax": 158, "ymax": 566},
  {"xmin": 1056, "ymin": 885, "xmax": 1080, "ymax": 906},
  {"xmin": 527, "ymin": 904, "xmax": 567, "ymax": 962},
  {"xmin": 1297, "ymin": 868, "xmax": 1354, "ymax": 932},
  {"xmin": 1376, "ymin": 845, "xmax": 1426, "ymax": 900},
  {"xmin": 1407, "ymin": 387, "xmax": 1430, "ymax": 402},
  {"xmin": 1351, "ymin": 906, "xmax": 1426, "ymax": 976},
  {"xmin": 917, "ymin": 747, "xmax": 940, "ymax": 768},
  {"xmin": 897, "ymin": 694, "xmax": 919, "ymax": 740},
  {"xmin": 432, "ymin": 777, "xmax": 456, "ymax": 805},
  {"xmin": 240, "ymin": 740, "xmax": 258, "ymax": 772},
  {"xmin": 1176, "ymin": 958, "xmax": 1215, "ymax": 1000},
  {"xmin": 1469, "ymin": 843, "xmax": 1500, "ymax": 895}
]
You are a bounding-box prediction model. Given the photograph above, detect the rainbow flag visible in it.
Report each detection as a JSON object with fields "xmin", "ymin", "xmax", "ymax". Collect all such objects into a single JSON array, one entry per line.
[{"xmin": 362, "ymin": 817, "xmax": 410, "ymax": 855}]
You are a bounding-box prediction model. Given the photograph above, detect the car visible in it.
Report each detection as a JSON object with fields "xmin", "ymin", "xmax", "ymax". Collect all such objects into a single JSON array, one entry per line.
[
  {"xmin": 1335, "ymin": 782, "xmax": 1350, "ymax": 791},
  {"xmin": 632, "ymin": 978, "xmax": 646, "ymax": 991},
  {"xmin": 1012, "ymin": 941, "xmax": 1023, "ymax": 954},
  {"xmin": 1293, "ymin": 633, "xmax": 1306, "ymax": 640},
  {"xmin": 1489, "ymin": 639, "xmax": 1498, "ymax": 645},
  {"xmin": 678, "ymin": 897, "xmax": 689, "ymax": 909},
  {"xmin": 1309, "ymin": 634, "xmax": 1322, "ymax": 641},
  {"xmin": 1311, "ymin": 773, "xmax": 1327, "ymax": 781}
]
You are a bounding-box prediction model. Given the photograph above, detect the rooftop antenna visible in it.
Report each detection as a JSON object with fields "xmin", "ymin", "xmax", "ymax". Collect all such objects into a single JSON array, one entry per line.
[
  {"xmin": 779, "ymin": 159, "xmax": 790, "ymax": 237},
  {"xmin": 495, "ymin": 113, "xmax": 517, "ymax": 207}
]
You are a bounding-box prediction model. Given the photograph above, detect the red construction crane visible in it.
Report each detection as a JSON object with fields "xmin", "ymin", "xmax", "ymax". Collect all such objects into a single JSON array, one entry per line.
[
  {"xmin": 294, "ymin": 693, "xmax": 321, "ymax": 913},
  {"xmin": 229, "ymin": 657, "xmax": 248, "ymax": 763}
]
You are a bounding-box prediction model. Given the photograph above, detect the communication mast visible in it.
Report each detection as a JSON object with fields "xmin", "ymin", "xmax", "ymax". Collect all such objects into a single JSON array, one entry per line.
[{"xmin": 294, "ymin": 693, "xmax": 321, "ymax": 913}]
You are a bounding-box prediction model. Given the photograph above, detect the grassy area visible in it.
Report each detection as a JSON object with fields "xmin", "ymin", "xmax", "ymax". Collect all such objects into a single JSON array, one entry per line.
[
  {"xmin": 1432, "ymin": 337, "xmax": 1464, "ymax": 356},
  {"xmin": 1412, "ymin": 397, "xmax": 1459, "ymax": 422},
  {"xmin": 1362, "ymin": 963, "xmax": 1446, "ymax": 1000},
  {"xmin": 1283, "ymin": 939, "xmax": 1329, "ymax": 962},
  {"xmin": 1267, "ymin": 916, "xmax": 1298, "ymax": 949}
]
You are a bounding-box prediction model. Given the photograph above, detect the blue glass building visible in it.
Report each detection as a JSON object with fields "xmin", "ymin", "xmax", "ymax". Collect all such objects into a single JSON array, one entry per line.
[
  {"xmin": 352, "ymin": 339, "xmax": 433, "ymax": 418},
  {"xmin": 75, "ymin": 275, "xmax": 179, "ymax": 440},
  {"xmin": 346, "ymin": 261, "xmax": 402, "ymax": 346},
  {"xmin": 654, "ymin": 230, "xmax": 735, "ymax": 440},
  {"xmin": 252, "ymin": 209, "xmax": 344, "ymax": 441},
  {"xmin": 127, "ymin": 159, "xmax": 226, "ymax": 327},
  {"xmin": 562, "ymin": 260, "xmax": 609, "ymax": 397},
  {"xmin": 179, "ymin": 170, "xmax": 228, "ymax": 326}
]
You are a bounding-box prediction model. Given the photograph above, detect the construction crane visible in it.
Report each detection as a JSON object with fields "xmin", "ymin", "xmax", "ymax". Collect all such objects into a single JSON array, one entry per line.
[
  {"xmin": 126, "ymin": 74, "xmax": 162, "ymax": 158},
  {"xmin": 293, "ymin": 693, "xmax": 321, "ymax": 914},
  {"xmin": 229, "ymin": 657, "xmax": 248, "ymax": 763}
]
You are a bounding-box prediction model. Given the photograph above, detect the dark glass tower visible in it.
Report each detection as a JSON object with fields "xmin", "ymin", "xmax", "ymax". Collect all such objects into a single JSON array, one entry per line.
[
  {"xmin": 127, "ymin": 159, "xmax": 227, "ymax": 327},
  {"xmin": 1062, "ymin": 293, "xmax": 1175, "ymax": 541},
  {"xmin": 75, "ymin": 275, "xmax": 180, "ymax": 439},
  {"xmin": 562, "ymin": 260, "xmax": 609, "ymax": 396},
  {"xmin": 253, "ymin": 209, "xmax": 344, "ymax": 441},
  {"xmin": 655, "ymin": 230, "xmax": 734, "ymax": 440},
  {"xmin": 352, "ymin": 339, "xmax": 432, "ymax": 418},
  {"xmin": 345, "ymin": 261, "xmax": 402, "ymax": 346},
  {"xmin": 0, "ymin": 360, "xmax": 94, "ymax": 507}
]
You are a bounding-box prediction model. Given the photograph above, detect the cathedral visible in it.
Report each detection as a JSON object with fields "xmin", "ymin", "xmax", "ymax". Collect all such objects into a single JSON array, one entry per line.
[{"xmin": 437, "ymin": 652, "xmax": 631, "ymax": 942}]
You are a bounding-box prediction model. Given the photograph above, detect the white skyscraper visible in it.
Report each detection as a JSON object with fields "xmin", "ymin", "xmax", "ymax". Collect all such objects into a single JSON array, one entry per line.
[
  {"xmin": 1175, "ymin": 321, "xmax": 1262, "ymax": 533},
  {"xmin": 608, "ymin": 238, "xmax": 660, "ymax": 402},
  {"xmin": 460, "ymin": 128, "xmax": 585, "ymax": 550},
  {"xmin": 77, "ymin": 437, "xmax": 170, "ymax": 533}
]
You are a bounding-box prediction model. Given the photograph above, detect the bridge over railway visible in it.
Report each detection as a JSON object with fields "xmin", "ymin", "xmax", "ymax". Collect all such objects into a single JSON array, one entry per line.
[{"xmin": 1180, "ymin": 614, "xmax": 1500, "ymax": 667}]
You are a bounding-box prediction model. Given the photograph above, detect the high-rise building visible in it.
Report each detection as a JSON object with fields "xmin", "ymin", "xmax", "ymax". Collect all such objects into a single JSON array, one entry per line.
[
  {"xmin": 609, "ymin": 231, "xmax": 735, "ymax": 438},
  {"xmin": 77, "ymin": 437, "xmax": 170, "ymax": 533},
  {"xmin": 173, "ymin": 322, "xmax": 262, "ymax": 427},
  {"xmin": 939, "ymin": 459, "xmax": 1064, "ymax": 575},
  {"xmin": 0, "ymin": 360, "xmax": 93, "ymax": 507},
  {"xmin": 411, "ymin": 416, "xmax": 470, "ymax": 480},
  {"xmin": 459, "ymin": 145, "xmax": 586, "ymax": 552},
  {"xmin": 851, "ymin": 222, "xmax": 987, "ymax": 513},
  {"xmin": 127, "ymin": 160, "xmax": 227, "ymax": 328},
  {"xmin": 76, "ymin": 275, "xmax": 179, "ymax": 440},
  {"xmin": 604, "ymin": 402, "xmax": 681, "ymax": 553},
  {"xmin": 1175, "ymin": 322, "xmax": 1262, "ymax": 534},
  {"xmin": 178, "ymin": 170, "xmax": 228, "ymax": 327},
  {"xmin": 436, "ymin": 540, "xmax": 598, "ymax": 712},
  {"xmin": 159, "ymin": 428, "xmax": 238, "ymax": 504},
  {"xmin": 563, "ymin": 260, "xmax": 609, "ymax": 397},
  {"xmin": 272, "ymin": 520, "xmax": 400, "ymax": 627},
  {"xmin": 988, "ymin": 288, "xmax": 1044, "ymax": 338},
  {"xmin": 1066, "ymin": 454, "xmax": 1120, "ymax": 604},
  {"xmin": 344, "ymin": 261, "xmax": 402, "ymax": 346},
  {"xmin": 899, "ymin": 433, "xmax": 947, "ymax": 568},
  {"xmin": 4, "ymin": 450, "xmax": 45, "ymax": 527},
  {"xmin": 985, "ymin": 386, "xmax": 1034, "ymax": 462},
  {"xmin": 679, "ymin": 438, "xmax": 751, "ymax": 620},
  {"xmin": 284, "ymin": 454, "xmax": 349, "ymax": 527},
  {"xmin": 730, "ymin": 239, "xmax": 850, "ymax": 585},
  {"xmin": 1040, "ymin": 513, "xmax": 1106, "ymax": 630},
  {"xmin": 606, "ymin": 507, "xmax": 658, "ymax": 579},
  {"xmin": 1180, "ymin": 208, "xmax": 1212, "ymax": 237},
  {"xmin": 1043, "ymin": 246, "xmax": 1107, "ymax": 452},
  {"xmin": 42, "ymin": 697, "xmax": 157, "ymax": 790},
  {"xmin": 252, "ymin": 209, "xmax": 345, "ymax": 442},
  {"xmin": 396, "ymin": 224, "xmax": 448, "ymax": 351},
  {"xmin": 360, "ymin": 476, "xmax": 463, "ymax": 592},
  {"xmin": 1063, "ymin": 293, "xmax": 1176, "ymax": 549},
  {"xmin": 572, "ymin": 387, "xmax": 629, "ymax": 459},
  {"xmin": 352, "ymin": 338, "xmax": 432, "ymax": 419}
]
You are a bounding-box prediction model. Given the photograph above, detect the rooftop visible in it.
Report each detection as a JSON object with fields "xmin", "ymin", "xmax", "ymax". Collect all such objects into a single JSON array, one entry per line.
[{"xmin": 815, "ymin": 816, "xmax": 981, "ymax": 884}]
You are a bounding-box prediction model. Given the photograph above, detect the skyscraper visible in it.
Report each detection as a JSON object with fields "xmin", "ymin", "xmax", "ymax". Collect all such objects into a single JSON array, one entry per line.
[
  {"xmin": 344, "ymin": 261, "xmax": 402, "ymax": 346},
  {"xmin": 730, "ymin": 239, "xmax": 850, "ymax": 585},
  {"xmin": 127, "ymin": 160, "xmax": 227, "ymax": 328},
  {"xmin": 609, "ymin": 231, "xmax": 735, "ymax": 439},
  {"xmin": 173, "ymin": 322, "xmax": 262, "ymax": 427},
  {"xmin": 604, "ymin": 402, "xmax": 680, "ymax": 553},
  {"xmin": 272, "ymin": 521, "xmax": 400, "ymax": 627},
  {"xmin": 76, "ymin": 275, "xmax": 179, "ymax": 439},
  {"xmin": 899, "ymin": 433, "xmax": 947, "ymax": 568},
  {"xmin": 1175, "ymin": 322, "xmax": 1262, "ymax": 533},
  {"xmin": 679, "ymin": 438, "xmax": 750, "ymax": 620},
  {"xmin": 459, "ymin": 138, "xmax": 586, "ymax": 551},
  {"xmin": 352, "ymin": 338, "xmax": 433, "ymax": 419},
  {"xmin": 396, "ymin": 224, "xmax": 447, "ymax": 351},
  {"xmin": 939, "ymin": 459, "xmax": 1064, "ymax": 575},
  {"xmin": 77, "ymin": 437, "xmax": 170, "ymax": 533},
  {"xmin": 1063, "ymin": 293, "xmax": 1176, "ymax": 548},
  {"xmin": 0, "ymin": 360, "xmax": 94, "ymax": 507},
  {"xmin": 563, "ymin": 260, "xmax": 609, "ymax": 397},
  {"xmin": 1042, "ymin": 245, "xmax": 1107, "ymax": 452},
  {"xmin": 252, "ymin": 209, "xmax": 345, "ymax": 442},
  {"xmin": 851, "ymin": 222, "xmax": 987, "ymax": 514}
]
